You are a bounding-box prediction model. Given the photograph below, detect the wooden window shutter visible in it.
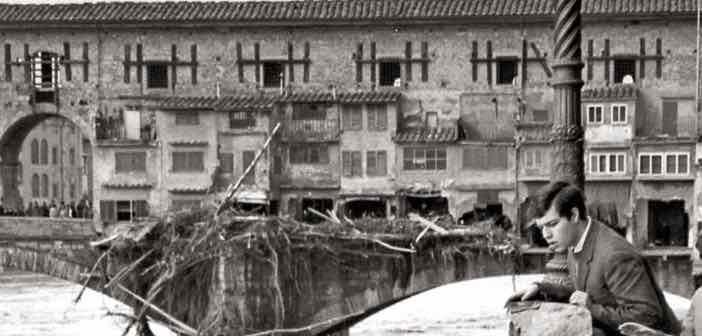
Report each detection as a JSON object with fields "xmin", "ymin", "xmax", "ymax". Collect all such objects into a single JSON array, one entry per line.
[
  {"xmin": 63, "ymin": 42, "xmax": 72, "ymax": 82},
  {"xmin": 366, "ymin": 151, "xmax": 376, "ymax": 175},
  {"xmin": 378, "ymin": 151, "xmax": 387, "ymax": 175},
  {"xmin": 243, "ymin": 151, "xmax": 255, "ymax": 184},
  {"xmin": 352, "ymin": 151, "xmax": 362, "ymax": 176},
  {"xmin": 342, "ymin": 151, "xmax": 351, "ymax": 176},
  {"xmin": 662, "ymin": 101, "xmax": 678, "ymax": 136},
  {"xmin": 100, "ymin": 200, "xmax": 116, "ymax": 223}
]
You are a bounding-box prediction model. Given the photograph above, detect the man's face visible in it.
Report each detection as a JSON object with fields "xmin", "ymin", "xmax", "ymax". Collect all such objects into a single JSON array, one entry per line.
[{"xmin": 537, "ymin": 204, "xmax": 580, "ymax": 253}]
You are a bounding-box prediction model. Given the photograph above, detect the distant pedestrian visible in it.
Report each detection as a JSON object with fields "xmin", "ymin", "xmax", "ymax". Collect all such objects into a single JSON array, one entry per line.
[{"xmin": 49, "ymin": 202, "xmax": 57, "ymax": 218}]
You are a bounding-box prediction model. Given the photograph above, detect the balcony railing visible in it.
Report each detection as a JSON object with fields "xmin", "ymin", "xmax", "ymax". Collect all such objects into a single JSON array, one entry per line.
[
  {"xmin": 280, "ymin": 119, "xmax": 340, "ymax": 142},
  {"xmin": 96, "ymin": 115, "xmax": 157, "ymax": 143}
]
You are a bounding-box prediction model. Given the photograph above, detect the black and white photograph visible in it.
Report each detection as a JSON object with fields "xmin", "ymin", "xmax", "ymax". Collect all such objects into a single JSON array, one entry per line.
[{"xmin": 0, "ymin": 0, "xmax": 701, "ymax": 335}]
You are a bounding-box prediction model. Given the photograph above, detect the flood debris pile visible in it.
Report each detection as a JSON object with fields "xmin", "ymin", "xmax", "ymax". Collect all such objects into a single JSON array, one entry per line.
[{"xmin": 86, "ymin": 205, "xmax": 519, "ymax": 336}]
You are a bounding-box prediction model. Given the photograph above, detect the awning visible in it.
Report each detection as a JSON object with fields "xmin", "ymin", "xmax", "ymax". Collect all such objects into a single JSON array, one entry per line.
[{"xmin": 233, "ymin": 189, "xmax": 268, "ymax": 205}]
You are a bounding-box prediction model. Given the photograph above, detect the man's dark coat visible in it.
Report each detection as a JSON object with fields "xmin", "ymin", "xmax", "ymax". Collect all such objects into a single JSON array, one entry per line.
[{"xmin": 538, "ymin": 220, "xmax": 681, "ymax": 335}]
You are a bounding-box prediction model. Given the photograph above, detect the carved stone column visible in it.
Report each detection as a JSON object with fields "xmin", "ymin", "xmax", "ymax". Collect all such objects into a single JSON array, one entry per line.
[{"xmin": 546, "ymin": 0, "xmax": 585, "ymax": 287}]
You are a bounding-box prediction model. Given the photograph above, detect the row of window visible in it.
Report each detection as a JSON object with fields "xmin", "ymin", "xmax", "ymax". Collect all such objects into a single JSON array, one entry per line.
[
  {"xmin": 29, "ymin": 139, "xmax": 76, "ymax": 166},
  {"xmin": 24, "ymin": 48, "xmax": 640, "ymax": 92},
  {"xmin": 341, "ymin": 105, "xmax": 388, "ymax": 131},
  {"xmin": 586, "ymin": 104, "xmax": 627, "ymax": 124},
  {"xmin": 590, "ymin": 152, "xmax": 689, "ymax": 175},
  {"xmin": 342, "ymin": 151, "xmax": 388, "ymax": 177},
  {"xmin": 403, "ymin": 148, "xmax": 447, "ymax": 171},
  {"xmin": 100, "ymin": 199, "xmax": 200, "ymax": 222},
  {"xmin": 524, "ymin": 150, "xmax": 691, "ymax": 176},
  {"xmin": 30, "ymin": 173, "xmax": 76, "ymax": 199},
  {"xmin": 173, "ymin": 104, "xmax": 389, "ymax": 130},
  {"xmin": 218, "ymin": 151, "xmax": 256, "ymax": 185}
]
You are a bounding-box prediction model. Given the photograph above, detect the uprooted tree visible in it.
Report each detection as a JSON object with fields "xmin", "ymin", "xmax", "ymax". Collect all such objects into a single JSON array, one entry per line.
[{"xmin": 81, "ymin": 204, "xmax": 521, "ymax": 336}]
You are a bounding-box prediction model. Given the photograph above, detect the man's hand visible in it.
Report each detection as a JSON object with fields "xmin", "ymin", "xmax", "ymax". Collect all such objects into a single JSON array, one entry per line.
[
  {"xmin": 505, "ymin": 283, "xmax": 540, "ymax": 307},
  {"xmin": 569, "ymin": 290, "xmax": 591, "ymax": 309}
]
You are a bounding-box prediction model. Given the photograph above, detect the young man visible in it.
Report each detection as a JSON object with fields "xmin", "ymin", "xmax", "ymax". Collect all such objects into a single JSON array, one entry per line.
[{"xmin": 507, "ymin": 181, "xmax": 680, "ymax": 336}]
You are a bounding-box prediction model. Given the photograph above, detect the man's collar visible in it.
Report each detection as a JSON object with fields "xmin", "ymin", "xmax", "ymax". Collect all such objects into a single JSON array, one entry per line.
[{"xmin": 572, "ymin": 216, "xmax": 592, "ymax": 254}]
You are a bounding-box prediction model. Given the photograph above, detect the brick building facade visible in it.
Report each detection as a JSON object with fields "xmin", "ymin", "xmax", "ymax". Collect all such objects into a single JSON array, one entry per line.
[{"xmin": 0, "ymin": 0, "xmax": 699, "ymax": 253}]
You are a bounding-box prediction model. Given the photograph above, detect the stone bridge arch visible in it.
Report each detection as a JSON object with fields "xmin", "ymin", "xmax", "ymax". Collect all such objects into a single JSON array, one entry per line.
[{"xmin": 0, "ymin": 104, "xmax": 95, "ymax": 209}]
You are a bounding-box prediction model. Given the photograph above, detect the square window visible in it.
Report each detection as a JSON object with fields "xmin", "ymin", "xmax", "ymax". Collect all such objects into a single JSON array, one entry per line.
[
  {"xmin": 678, "ymin": 154, "xmax": 688, "ymax": 174},
  {"xmin": 496, "ymin": 60, "xmax": 518, "ymax": 85},
  {"xmin": 640, "ymin": 155, "xmax": 650, "ymax": 174},
  {"xmin": 379, "ymin": 62, "xmax": 401, "ymax": 86},
  {"xmin": 146, "ymin": 64, "xmax": 168, "ymax": 89},
  {"xmin": 651, "ymin": 155, "xmax": 662, "ymax": 174},
  {"xmin": 614, "ymin": 59, "xmax": 636, "ymax": 83},
  {"xmin": 666, "ymin": 154, "xmax": 677, "ymax": 174},
  {"xmin": 263, "ymin": 62, "xmax": 284, "ymax": 88},
  {"xmin": 587, "ymin": 105, "xmax": 603, "ymax": 123},
  {"xmin": 612, "ymin": 105, "xmax": 627, "ymax": 124}
]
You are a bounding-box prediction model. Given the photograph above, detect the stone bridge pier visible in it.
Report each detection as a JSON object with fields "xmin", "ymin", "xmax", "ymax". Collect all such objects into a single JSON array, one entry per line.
[{"xmin": 212, "ymin": 237, "xmax": 554, "ymax": 335}]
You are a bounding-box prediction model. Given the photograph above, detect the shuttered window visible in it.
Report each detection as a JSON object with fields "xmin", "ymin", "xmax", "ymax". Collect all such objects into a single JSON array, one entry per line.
[
  {"xmin": 342, "ymin": 151, "xmax": 362, "ymax": 177},
  {"xmin": 172, "ymin": 152, "xmax": 204, "ymax": 172},
  {"xmin": 115, "ymin": 152, "xmax": 146, "ymax": 173},
  {"xmin": 242, "ymin": 151, "xmax": 255, "ymax": 185},
  {"xmin": 102, "ymin": 200, "xmax": 148, "ymax": 223},
  {"xmin": 290, "ymin": 146, "xmax": 329, "ymax": 164},
  {"xmin": 367, "ymin": 105, "xmax": 387, "ymax": 131},
  {"xmin": 219, "ymin": 153, "xmax": 233, "ymax": 173},
  {"xmin": 403, "ymin": 147, "xmax": 447, "ymax": 170},
  {"xmin": 342, "ymin": 105, "xmax": 362, "ymax": 131},
  {"xmin": 463, "ymin": 146, "xmax": 508, "ymax": 170},
  {"xmin": 366, "ymin": 151, "xmax": 387, "ymax": 176}
]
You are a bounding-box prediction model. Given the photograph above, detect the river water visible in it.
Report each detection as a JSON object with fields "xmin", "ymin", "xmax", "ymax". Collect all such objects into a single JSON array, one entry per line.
[
  {"xmin": 0, "ymin": 268, "xmax": 174, "ymax": 336},
  {"xmin": 351, "ymin": 274, "xmax": 691, "ymax": 336},
  {"xmin": 0, "ymin": 270, "xmax": 691, "ymax": 336}
]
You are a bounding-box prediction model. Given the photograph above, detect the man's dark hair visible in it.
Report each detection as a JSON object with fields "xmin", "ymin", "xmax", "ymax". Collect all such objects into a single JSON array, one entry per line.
[{"xmin": 534, "ymin": 181, "xmax": 587, "ymax": 221}]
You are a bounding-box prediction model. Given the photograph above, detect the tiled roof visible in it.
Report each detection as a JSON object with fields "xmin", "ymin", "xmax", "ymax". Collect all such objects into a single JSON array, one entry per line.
[
  {"xmin": 1, "ymin": 0, "xmax": 695, "ymax": 26},
  {"xmin": 157, "ymin": 96, "xmax": 217, "ymax": 110},
  {"xmin": 168, "ymin": 140, "xmax": 209, "ymax": 146},
  {"xmin": 280, "ymin": 91, "xmax": 401, "ymax": 103},
  {"xmin": 338, "ymin": 91, "xmax": 402, "ymax": 103},
  {"xmin": 148, "ymin": 91, "xmax": 400, "ymax": 111},
  {"xmin": 217, "ymin": 95, "xmax": 278, "ymax": 111},
  {"xmin": 582, "ymin": 84, "xmax": 637, "ymax": 101},
  {"xmin": 394, "ymin": 127, "xmax": 458, "ymax": 143},
  {"xmin": 168, "ymin": 186, "xmax": 210, "ymax": 193},
  {"xmin": 102, "ymin": 180, "xmax": 153, "ymax": 189}
]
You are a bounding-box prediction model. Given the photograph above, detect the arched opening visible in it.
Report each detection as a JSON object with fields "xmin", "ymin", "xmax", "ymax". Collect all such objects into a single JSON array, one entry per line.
[{"xmin": 0, "ymin": 113, "xmax": 93, "ymax": 217}]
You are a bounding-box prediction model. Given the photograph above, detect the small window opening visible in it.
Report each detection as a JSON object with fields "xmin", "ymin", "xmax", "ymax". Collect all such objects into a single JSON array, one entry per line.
[
  {"xmin": 379, "ymin": 61, "xmax": 401, "ymax": 86},
  {"xmin": 263, "ymin": 62, "xmax": 284, "ymax": 88},
  {"xmin": 146, "ymin": 64, "xmax": 168, "ymax": 89}
]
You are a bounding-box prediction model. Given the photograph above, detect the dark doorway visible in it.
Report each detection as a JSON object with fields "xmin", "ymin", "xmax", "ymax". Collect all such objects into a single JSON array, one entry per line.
[
  {"xmin": 345, "ymin": 199, "xmax": 386, "ymax": 219},
  {"xmin": 302, "ymin": 198, "xmax": 334, "ymax": 223},
  {"xmin": 648, "ymin": 200, "xmax": 688, "ymax": 247}
]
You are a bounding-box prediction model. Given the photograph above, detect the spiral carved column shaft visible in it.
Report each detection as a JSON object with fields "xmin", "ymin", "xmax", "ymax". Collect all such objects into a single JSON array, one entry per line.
[{"xmin": 545, "ymin": 0, "xmax": 585, "ymax": 287}]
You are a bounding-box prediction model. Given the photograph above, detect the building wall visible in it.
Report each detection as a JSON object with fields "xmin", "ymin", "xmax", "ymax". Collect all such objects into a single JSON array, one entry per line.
[
  {"xmin": 583, "ymin": 100, "xmax": 635, "ymax": 144},
  {"xmin": 1, "ymin": 12, "xmax": 701, "ymax": 238},
  {"xmin": 19, "ymin": 119, "xmax": 84, "ymax": 207},
  {"xmin": 339, "ymin": 103, "xmax": 398, "ymax": 195},
  {"xmin": 216, "ymin": 110, "xmax": 271, "ymax": 194}
]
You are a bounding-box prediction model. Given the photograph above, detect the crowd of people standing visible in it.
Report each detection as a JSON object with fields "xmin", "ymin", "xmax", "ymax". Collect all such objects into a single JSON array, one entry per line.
[{"xmin": 0, "ymin": 198, "xmax": 93, "ymax": 219}]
